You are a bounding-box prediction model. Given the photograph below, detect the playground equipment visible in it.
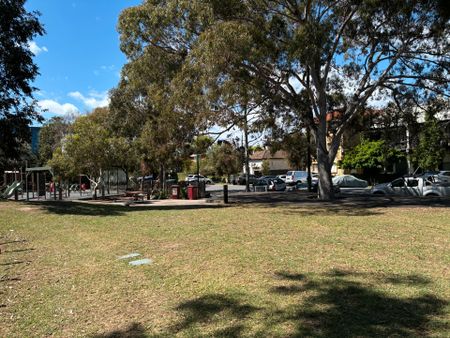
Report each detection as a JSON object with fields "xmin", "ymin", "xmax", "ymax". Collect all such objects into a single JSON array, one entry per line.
[
  {"xmin": 25, "ymin": 166, "xmax": 55, "ymax": 200},
  {"xmin": 2, "ymin": 166, "xmax": 129, "ymax": 201},
  {"xmin": 1, "ymin": 181, "xmax": 22, "ymax": 199}
]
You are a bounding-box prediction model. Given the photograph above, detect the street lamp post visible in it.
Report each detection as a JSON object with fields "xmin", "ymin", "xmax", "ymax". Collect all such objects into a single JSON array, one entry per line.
[{"xmin": 196, "ymin": 154, "xmax": 200, "ymax": 187}]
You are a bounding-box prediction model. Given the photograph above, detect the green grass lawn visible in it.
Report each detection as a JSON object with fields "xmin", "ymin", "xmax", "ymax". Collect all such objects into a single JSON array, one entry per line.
[{"xmin": 1, "ymin": 200, "xmax": 449, "ymax": 337}]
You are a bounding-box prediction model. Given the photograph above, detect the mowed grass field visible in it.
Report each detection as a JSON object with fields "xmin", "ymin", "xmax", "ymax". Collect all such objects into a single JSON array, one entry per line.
[{"xmin": 0, "ymin": 200, "xmax": 449, "ymax": 337}]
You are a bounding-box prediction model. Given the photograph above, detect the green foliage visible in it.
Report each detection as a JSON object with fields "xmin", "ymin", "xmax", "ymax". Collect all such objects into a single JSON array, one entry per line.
[
  {"xmin": 205, "ymin": 143, "xmax": 241, "ymax": 177},
  {"xmin": 117, "ymin": 0, "xmax": 449, "ymax": 199},
  {"xmin": 191, "ymin": 136, "xmax": 214, "ymax": 154},
  {"xmin": 49, "ymin": 108, "xmax": 138, "ymax": 185},
  {"xmin": 413, "ymin": 105, "xmax": 446, "ymax": 171},
  {"xmin": 0, "ymin": 0, "xmax": 44, "ymax": 165},
  {"xmin": 38, "ymin": 117, "xmax": 71, "ymax": 165},
  {"xmin": 342, "ymin": 138, "xmax": 404, "ymax": 171}
]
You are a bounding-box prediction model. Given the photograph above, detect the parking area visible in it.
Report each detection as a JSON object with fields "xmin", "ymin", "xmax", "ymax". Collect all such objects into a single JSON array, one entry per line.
[{"xmin": 207, "ymin": 185, "xmax": 450, "ymax": 209}]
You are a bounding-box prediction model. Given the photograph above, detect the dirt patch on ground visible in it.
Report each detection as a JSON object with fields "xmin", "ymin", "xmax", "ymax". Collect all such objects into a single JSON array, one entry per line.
[{"xmin": 17, "ymin": 207, "xmax": 40, "ymax": 212}]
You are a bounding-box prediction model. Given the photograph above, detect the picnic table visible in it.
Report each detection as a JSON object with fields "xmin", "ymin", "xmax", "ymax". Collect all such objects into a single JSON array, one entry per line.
[{"xmin": 125, "ymin": 191, "xmax": 146, "ymax": 201}]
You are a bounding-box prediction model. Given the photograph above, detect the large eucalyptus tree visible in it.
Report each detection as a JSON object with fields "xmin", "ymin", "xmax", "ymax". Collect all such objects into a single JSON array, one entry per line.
[{"xmin": 118, "ymin": 0, "xmax": 449, "ymax": 199}]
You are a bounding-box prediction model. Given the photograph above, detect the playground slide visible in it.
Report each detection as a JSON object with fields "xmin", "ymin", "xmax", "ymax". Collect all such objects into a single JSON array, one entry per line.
[{"xmin": 1, "ymin": 181, "xmax": 22, "ymax": 199}]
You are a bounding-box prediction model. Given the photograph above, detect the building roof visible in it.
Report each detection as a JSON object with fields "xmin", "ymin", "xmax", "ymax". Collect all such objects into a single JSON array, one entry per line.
[{"xmin": 250, "ymin": 150, "xmax": 289, "ymax": 160}]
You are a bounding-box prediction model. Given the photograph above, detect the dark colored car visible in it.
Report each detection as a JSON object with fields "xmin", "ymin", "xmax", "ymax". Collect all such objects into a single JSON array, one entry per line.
[
  {"xmin": 238, "ymin": 174, "xmax": 257, "ymax": 185},
  {"xmin": 253, "ymin": 177, "xmax": 286, "ymax": 191}
]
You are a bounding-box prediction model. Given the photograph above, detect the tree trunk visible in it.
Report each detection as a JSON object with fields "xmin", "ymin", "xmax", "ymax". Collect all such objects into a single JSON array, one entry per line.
[
  {"xmin": 100, "ymin": 169, "xmax": 105, "ymax": 198},
  {"xmin": 317, "ymin": 144, "xmax": 334, "ymax": 200},
  {"xmin": 314, "ymin": 119, "xmax": 334, "ymax": 200}
]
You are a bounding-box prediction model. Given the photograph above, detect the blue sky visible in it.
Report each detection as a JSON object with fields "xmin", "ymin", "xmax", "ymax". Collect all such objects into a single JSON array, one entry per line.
[{"xmin": 25, "ymin": 0, "xmax": 141, "ymax": 123}]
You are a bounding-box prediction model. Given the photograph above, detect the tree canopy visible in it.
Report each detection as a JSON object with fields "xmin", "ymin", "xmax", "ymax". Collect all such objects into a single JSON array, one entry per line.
[
  {"xmin": 342, "ymin": 138, "xmax": 404, "ymax": 172},
  {"xmin": 0, "ymin": 0, "xmax": 44, "ymax": 166},
  {"xmin": 117, "ymin": 0, "xmax": 449, "ymax": 199},
  {"xmin": 38, "ymin": 117, "xmax": 71, "ymax": 165},
  {"xmin": 413, "ymin": 99, "xmax": 447, "ymax": 171},
  {"xmin": 49, "ymin": 108, "xmax": 138, "ymax": 195}
]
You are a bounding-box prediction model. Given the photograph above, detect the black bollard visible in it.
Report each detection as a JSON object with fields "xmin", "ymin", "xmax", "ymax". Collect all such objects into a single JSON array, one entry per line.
[{"xmin": 223, "ymin": 184, "xmax": 228, "ymax": 204}]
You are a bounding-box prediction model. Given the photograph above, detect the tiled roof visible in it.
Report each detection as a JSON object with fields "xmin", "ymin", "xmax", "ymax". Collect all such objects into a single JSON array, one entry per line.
[{"xmin": 250, "ymin": 150, "xmax": 289, "ymax": 160}]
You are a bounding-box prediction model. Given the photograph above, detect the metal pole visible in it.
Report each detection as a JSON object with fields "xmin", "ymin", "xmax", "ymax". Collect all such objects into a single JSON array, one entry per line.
[
  {"xmin": 53, "ymin": 177, "xmax": 57, "ymax": 200},
  {"xmin": 26, "ymin": 172, "xmax": 29, "ymax": 201},
  {"xmin": 32, "ymin": 172, "xmax": 35, "ymax": 199},
  {"xmin": 116, "ymin": 168, "xmax": 119, "ymax": 194},
  {"xmin": 37, "ymin": 173, "xmax": 40, "ymax": 200},
  {"xmin": 14, "ymin": 167, "xmax": 18, "ymax": 201},
  {"xmin": 307, "ymin": 127, "xmax": 312, "ymax": 192},
  {"xmin": 196, "ymin": 154, "xmax": 200, "ymax": 187},
  {"xmin": 59, "ymin": 177, "xmax": 62, "ymax": 200}
]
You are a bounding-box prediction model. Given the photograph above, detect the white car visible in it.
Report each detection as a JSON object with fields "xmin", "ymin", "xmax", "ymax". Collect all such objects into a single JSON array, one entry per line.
[
  {"xmin": 276, "ymin": 174, "xmax": 287, "ymax": 182},
  {"xmin": 285, "ymin": 171, "xmax": 308, "ymax": 185},
  {"xmin": 185, "ymin": 174, "xmax": 212, "ymax": 184},
  {"xmin": 332, "ymin": 175, "xmax": 368, "ymax": 188},
  {"xmin": 372, "ymin": 176, "xmax": 450, "ymax": 197},
  {"xmin": 437, "ymin": 171, "xmax": 450, "ymax": 183}
]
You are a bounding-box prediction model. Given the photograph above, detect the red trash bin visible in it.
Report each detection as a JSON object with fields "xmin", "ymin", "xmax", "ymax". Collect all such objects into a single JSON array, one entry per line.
[
  {"xmin": 171, "ymin": 185, "xmax": 180, "ymax": 199},
  {"xmin": 187, "ymin": 185, "xmax": 198, "ymax": 200}
]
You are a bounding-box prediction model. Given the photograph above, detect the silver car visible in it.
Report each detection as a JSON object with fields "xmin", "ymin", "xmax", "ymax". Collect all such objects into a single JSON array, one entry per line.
[{"xmin": 254, "ymin": 177, "xmax": 286, "ymax": 191}]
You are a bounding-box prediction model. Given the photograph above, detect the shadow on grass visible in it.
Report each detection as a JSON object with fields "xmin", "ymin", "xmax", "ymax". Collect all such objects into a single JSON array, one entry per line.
[
  {"xmin": 271, "ymin": 269, "xmax": 446, "ymax": 337},
  {"xmin": 160, "ymin": 270, "xmax": 447, "ymax": 337},
  {"xmin": 231, "ymin": 192, "xmax": 450, "ymax": 217},
  {"xmin": 21, "ymin": 201, "xmax": 226, "ymax": 216},
  {"xmin": 92, "ymin": 322, "xmax": 147, "ymax": 338},
  {"xmin": 171, "ymin": 294, "xmax": 258, "ymax": 336}
]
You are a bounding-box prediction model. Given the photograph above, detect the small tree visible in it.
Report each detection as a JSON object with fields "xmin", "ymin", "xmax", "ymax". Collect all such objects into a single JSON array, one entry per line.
[
  {"xmin": 206, "ymin": 143, "xmax": 241, "ymax": 180},
  {"xmin": 261, "ymin": 159, "xmax": 270, "ymax": 176}
]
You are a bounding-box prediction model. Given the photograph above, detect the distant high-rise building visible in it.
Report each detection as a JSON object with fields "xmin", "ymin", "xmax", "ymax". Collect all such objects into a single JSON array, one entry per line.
[{"xmin": 30, "ymin": 126, "xmax": 41, "ymax": 154}]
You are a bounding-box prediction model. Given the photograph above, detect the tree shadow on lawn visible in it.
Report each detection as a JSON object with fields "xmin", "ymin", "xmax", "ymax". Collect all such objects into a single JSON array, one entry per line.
[
  {"xmin": 20, "ymin": 201, "xmax": 226, "ymax": 217},
  {"xmin": 232, "ymin": 192, "xmax": 450, "ymax": 217},
  {"xmin": 161, "ymin": 269, "xmax": 447, "ymax": 337},
  {"xmin": 92, "ymin": 322, "xmax": 148, "ymax": 338}
]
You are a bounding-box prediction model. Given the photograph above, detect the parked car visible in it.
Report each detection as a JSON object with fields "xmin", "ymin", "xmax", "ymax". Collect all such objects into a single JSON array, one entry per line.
[
  {"xmin": 332, "ymin": 175, "xmax": 368, "ymax": 188},
  {"xmin": 285, "ymin": 171, "xmax": 308, "ymax": 185},
  {"xmin": 295, "ymin": 173, "xmax": 319, "ymax": 189},
  {"xmin": 371, "ymin": 176, "xmax": 450, "ymax": 197},
  {"xmin": 437, "ymin": 171, "xmax": 450, "ymax": 183},
  {"xmin": 310, "ymin": 181, "xmax": 341, "ymax": 194},
  {"xmin": 254, "ymin": 177, "xmax": 286, "ymax": 191},
  {"xmin": 237, "ymin": 174, "xmax": 257, "ymax": 185},
  {"xmin": 185, "ymin": 174, "xmax": 212, "ymax": 184},
  {"xmin": 277, "ymin": 174, "xmax": 287, "ymax": 182}
]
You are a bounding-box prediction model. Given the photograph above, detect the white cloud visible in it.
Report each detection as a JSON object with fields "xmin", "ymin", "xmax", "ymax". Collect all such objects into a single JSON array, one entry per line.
[
  {"xmin": 100, "ymin": 64, "xmax": 115, "ymax": 71},
  {"xmin": 38, "ymin": 99, "xmax": 79, "ymax": 116},
  {"xmin": 28, "ymin": 41, "xmax": 48, "ymax": 55},
  {"xmin": 68, "ymin": 90, "xmax": 110, "ymax": 109}
]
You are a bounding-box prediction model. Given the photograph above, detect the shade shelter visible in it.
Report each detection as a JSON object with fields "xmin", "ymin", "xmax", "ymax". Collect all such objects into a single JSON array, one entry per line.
[{"xmin": 25, "ymin": 166, "xmax": 55, "ymax": 201}]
